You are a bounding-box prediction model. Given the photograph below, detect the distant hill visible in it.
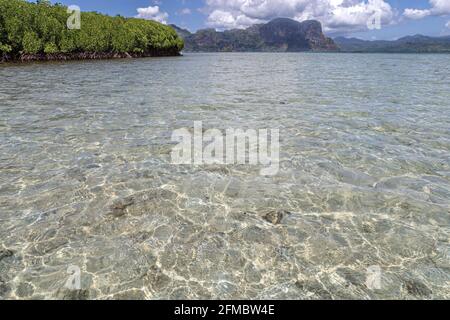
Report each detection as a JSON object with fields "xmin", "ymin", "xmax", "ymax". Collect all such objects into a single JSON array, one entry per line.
[
  {"xmin": 170, "ymin": 25, "xmax": 192, "ymax": 40},
  {"xmin": 171, "ymin": 18, "xmax": 338, "ymax": 52},
  {"xmin": 334, "ymin": 35, "xmax": 450, "ymax": 53}
]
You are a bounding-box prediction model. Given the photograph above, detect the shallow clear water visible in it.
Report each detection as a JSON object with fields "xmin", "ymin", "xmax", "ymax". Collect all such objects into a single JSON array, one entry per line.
[{"xmin": 0, "ymin": 53, "xmax": 449, "ymax": 299}]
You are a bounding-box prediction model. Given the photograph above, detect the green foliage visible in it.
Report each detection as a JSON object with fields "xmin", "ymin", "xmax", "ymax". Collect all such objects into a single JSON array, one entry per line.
[
  {"xmin": 0, "ymin": 43, "xmax": 12, "ymax": 53},
  {"xmin": 44, "ymin": 42, "xmax": 58, "ymax": 54},
  {"xmin": 0, "ymin": 0, "xmax": 184, "ymax": 57},
  {"xmin": 59, "ymin": 30, "xmax": 76, "ymax": 53},
  {"xmin": 22, "ymin": 31, "xmax": 42, "ymax": 54}
]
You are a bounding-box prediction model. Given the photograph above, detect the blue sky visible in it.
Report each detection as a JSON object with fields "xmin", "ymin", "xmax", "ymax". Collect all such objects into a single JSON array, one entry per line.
[{"xmin": 43, "ymin": 0, "xmax": 450, "ymax": 40}]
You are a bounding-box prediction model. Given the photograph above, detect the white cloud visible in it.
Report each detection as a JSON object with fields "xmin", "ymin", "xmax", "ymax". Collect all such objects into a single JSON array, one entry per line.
[
  {"xmin": 208, "ymin": 9, "xmax": 264, "ymax": 29},
  {"xmin": 136, "ymin": 6, "xmax": 169, "ymax": 24},
  {"xmin": 403, "ymin": 8, "xmax": 431, "ymax": 20},
  {"xmin": 179, "ymin": 8, "xmax": 192, "ymax": 15},
  {"xmin": 404, "ymin": 0, "xmax": 450, "ymax": 20},
  {"xmin": 446, "ymin": 21, "xmax": 450, "ymax": 29},
  {"xmin": 429, "ymin": 0, "xmax": 450, "ymax": 15},
  {"xmin": 203, "ymin": 0, "xmax": 395, "ymax": 33}
]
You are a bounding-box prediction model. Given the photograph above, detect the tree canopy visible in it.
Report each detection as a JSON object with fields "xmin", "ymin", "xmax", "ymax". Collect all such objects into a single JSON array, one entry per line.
[{"xmin": 0, "ymin": 0, "xmax": 184, "ymax": 58}]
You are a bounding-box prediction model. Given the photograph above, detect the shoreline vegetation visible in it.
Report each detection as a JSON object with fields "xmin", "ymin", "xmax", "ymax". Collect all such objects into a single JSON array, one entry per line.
[
  {"xmin": 2, "ymin": 50, "xmax": 181, "ymax": 64},
  {"xmin": 0, "ymin": 0, "xmax": 184, "ymax": 63}
]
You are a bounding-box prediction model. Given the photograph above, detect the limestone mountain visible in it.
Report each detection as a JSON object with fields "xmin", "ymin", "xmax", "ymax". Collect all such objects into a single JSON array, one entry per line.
[{"xmin": 171, "ymin": 18, "xmax": 338, "ymax": 52}]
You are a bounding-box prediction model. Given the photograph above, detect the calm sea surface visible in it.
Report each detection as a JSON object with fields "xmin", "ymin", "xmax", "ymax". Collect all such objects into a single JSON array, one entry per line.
[{"xmin": 0, "ymin": 53, "xmax": 449, "ymax": 299}]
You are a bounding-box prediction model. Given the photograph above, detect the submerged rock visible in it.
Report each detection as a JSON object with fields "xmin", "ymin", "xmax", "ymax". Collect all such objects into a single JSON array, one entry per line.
[
  {"xmin": 0, "ymin": 282, "xmax": 11, "ymax": 297},
  {"xmin": 56, "ymin": 288, "xmax": 89, "ymax": 300},
  {"xmin": 0, "ymin": 275, "xmax": 11, "ymax": 298},
  {"xmin": 31, "ymin": 238, "xmax": 68, "ymax": 256},
  {"xmin": 109, "ymin": 196, "xmax": 135, "ymax": 217},
  {"xmin": 0, "ymin": 248, "xmax": 14, "ymax": 261},
  {"xmin": 336, "ymin": 268, "xmax": 366, "ymax": 287},
  {"xmin": 362, "ymin": 222, "xmax": 376, "ymax": 234},
  {"xmin": 263, "ymin": 210, "xmax": 290, "ymax": 225},
  {"xmin": 403, "ymin": 279, "xmax": 432, "ymax": 298},
  {"xmin": 16, "ymin": 283, "xmax": 34, "ymax": 298}
]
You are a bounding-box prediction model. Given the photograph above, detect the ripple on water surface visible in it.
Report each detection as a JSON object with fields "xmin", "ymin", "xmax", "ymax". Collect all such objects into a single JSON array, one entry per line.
[{"xmin": 0, "ymin": 53, "xmax": 449, "ymax": 299}]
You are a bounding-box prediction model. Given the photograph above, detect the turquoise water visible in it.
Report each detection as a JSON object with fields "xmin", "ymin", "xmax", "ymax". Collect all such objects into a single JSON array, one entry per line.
[{"xmin": 0, "ymin": 53, "xmax": 449, "ymax": 299}]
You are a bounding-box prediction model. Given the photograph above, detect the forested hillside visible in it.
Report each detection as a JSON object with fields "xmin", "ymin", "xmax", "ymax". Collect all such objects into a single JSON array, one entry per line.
[
  {"xmin": 171, "ymin": 18, "xmax": 338, "ymax": 52},
  {"xmin": 334, "ymin": 35, "xmax": 450, "ymax": 53},
  {"xmin": 0, "ymin": 0, "xmax": 184, "ymax": 62}
]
